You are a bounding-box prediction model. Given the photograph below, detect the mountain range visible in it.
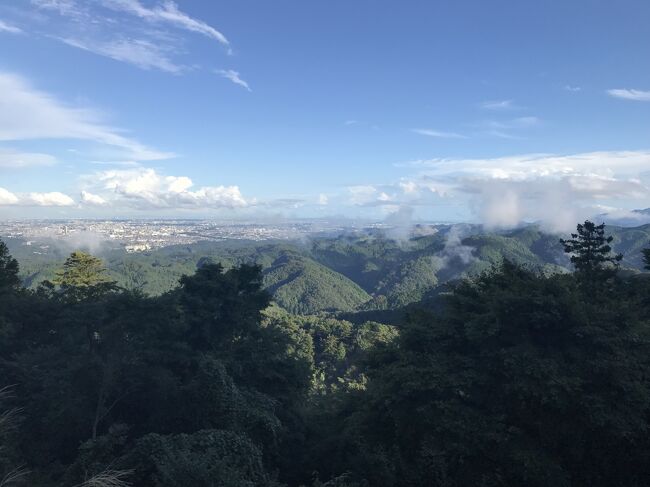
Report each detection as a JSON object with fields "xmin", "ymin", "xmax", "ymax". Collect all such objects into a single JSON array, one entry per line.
[{"xmin": 4, "ymin": 223, "xmax": 650, "ymax": 316}]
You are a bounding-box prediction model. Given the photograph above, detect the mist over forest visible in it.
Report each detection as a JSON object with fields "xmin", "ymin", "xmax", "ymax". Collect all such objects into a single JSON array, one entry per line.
[
  {"xmin": 2, "ymin": 0, "xmax": 650, "ymax": 485},
  {"xmin": 2, "ymin": 218, "xmax": 650, "ymax": 486}
]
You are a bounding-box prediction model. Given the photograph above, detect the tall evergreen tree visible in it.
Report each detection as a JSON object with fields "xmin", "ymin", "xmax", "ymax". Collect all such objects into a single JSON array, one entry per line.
[
  {"xmin": 52, "ymin": 251, "xmax": 117, "ymax": 301},
  {"xmin": 560, "ymin": 221, "xmax": 622, "ymax": 281},
  {"xmin": 0, "ymin": 240, "xmax": 20, "ymax": 291}
]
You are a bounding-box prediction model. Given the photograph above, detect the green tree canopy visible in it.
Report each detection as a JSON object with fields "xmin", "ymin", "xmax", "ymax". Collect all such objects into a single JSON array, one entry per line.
[
  {"xmin": 0, "ymin": 240, "xmax": 20, "ymax": 291},
  {"xmin": 352, "ymin": 261, "xmax": 650, "ymax": 487},
  {"xmin": 52, "ymin": 251, "xmax": 117, "ymax": 300},
  {"xmin": 560, "ymin": 221, "xmax": 622, "ymax": 281}
]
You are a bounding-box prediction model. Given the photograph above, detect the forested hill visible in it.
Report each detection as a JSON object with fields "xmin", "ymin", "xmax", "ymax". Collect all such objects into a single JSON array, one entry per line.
[
  {"xmin": 2, "ymin": 221, "xmax": 650, "ymax": 486},
  {"xmin": 5, "ymin": 223, "xmax": 650, "ymax": 315}
]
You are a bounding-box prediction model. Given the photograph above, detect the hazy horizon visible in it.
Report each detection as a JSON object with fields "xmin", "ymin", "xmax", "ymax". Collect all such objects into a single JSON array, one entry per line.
[{"xmin": 1, "ymin": 1, "xmax": 649, "ymax": 232}]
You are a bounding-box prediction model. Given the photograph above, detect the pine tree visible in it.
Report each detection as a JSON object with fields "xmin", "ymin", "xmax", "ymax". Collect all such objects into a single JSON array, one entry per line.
[
  {"xmin": 52, "ymin": 251, "xmax": 117, "ymax": 301},
  {"xmin": 0, "ymin": 240, "xmax": 20, "ymax": 291},
  {"xmin": 560, "ymin": 221, "xmax": 622, "ymax": 281}
]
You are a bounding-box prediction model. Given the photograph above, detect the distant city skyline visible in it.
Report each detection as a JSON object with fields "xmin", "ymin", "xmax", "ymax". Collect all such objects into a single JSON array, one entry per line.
[{"xmin": 0, "ymin": 0, "xmax": 649, "ymax": 230}]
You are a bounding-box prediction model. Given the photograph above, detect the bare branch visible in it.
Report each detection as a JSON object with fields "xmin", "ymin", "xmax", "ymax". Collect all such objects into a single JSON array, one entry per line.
[
  {"xmin": 0, "ymin": 466, "xmax": 29, "ymax": 487},
  {"xmin": 74, "ymin": 469, "xmax": 133, "ymax": 487}
]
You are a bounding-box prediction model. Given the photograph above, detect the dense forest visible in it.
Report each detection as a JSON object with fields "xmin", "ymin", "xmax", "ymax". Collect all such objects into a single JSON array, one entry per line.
[
  {"xmin": 6, "ymin": 223, "xmax": 650, "ymax": 317},
  {"xmin": 1, "ymin": 221, "xmax": 650, "ymax": 486}
]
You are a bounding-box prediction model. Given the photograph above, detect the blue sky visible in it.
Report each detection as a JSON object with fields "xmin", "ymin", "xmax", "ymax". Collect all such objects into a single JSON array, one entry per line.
[{"xmin": 0, "ymin": 0, "xmax": 649, "ymax": 228}]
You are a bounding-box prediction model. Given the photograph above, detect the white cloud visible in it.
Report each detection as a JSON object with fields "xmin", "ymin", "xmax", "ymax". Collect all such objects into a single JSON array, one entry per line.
[
  {"xmin": 102, "ymin": 0, "xmax": 229, "ymax": 46},
  {"xmin": 347, "ymin": 181, "xmax": 445, "ymax": 208},
  {"xmin": 80, "ymin": 190, "xmax": 107, "ymax": 206},
  {"xmin": 32, "ymin": 0, "xmax": 84, "ymax": 16},
  {"xmin": 398, "ymin": 181, "xmax": 418, "ymax": 194},
  {"xmin": 400, "ymin": 150, "xmax": 650, "ymax": 231},
  {"xmin": 477, "ymin": 117, "xmax": 540, "ymax": 138},
  {"xmin": 318, "ymin": 193, "xmax": 328, "ymax": 205},
  {"xmin": 348, "ymin": 185, "xmax": 384, "ymax": 206},
  {"xmin": 564, "ymin": 85, "xmax": 581, "ymax": 92},
  {"xmin": 81, "ymin": 167, "xmax": 248, "ymax": 210},
  {"xmin": 215, "ymin": 69, "xmax": 251, "ymax": 91},
  {"xmin": 0, "ymin": 19, "xmax": 22, "ymax": 34},
  {"xmin": 0, "ymin": 148, "xmax": 57, "ymax": 168},
  {"xmin": 0, "ymin": 188, "xmax": 19, "ymax": 205},
  {"xmin": 480, "ymin": 99, "xmax": 519, "ymax": 110},
  {"xmin": 408, "ymin": 151, "xmax": 650, "ymax": 181},
  {"xmin": 0, "ymin": 188, "xmax": 75, "ymax": 207},
  {"xmin": 61, "ymin": 37, "xmax": 183, "ymax": 73},
  {"xmin": 325, "ymin": 151, "xmax": 649, "ymax": 226},
  {"xmin": 511, "ymin": 116, "xmax": 539, "ymax": 127},
  {"xmin": 607, "ymin": 88, "xmax": 650, "ymax": 102},
  {"xmin": 165, "ymin": 175, "xmax": 193, "ymax": 193},
  {"xmin": 23, "ymin": 192, "xmax": 75, "ymax": 206},
  {"xmin": 89, "ymin": 160, "xmax": 140, "ymax": 167},
  {"xmin": 411, "ymin": 128, "xmax": 467, "ymax": 139},
  {"xmin": 32, "ymin": 0, "xmax": 231, "ymax": 72},
  {"xmin": 0, "ymin": 72, "xmax": 173, "ymax": 161}
]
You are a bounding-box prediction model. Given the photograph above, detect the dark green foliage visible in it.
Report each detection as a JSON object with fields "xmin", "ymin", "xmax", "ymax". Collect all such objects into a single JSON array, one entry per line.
[
  {"xmin": 0, "ymin": 242, "xmax": 314, "ymax": 486},
  {"xmin": 0, "ymin": 386, "xmax": 29, "ymax": 486},
  {"xmin": 372, "ymin": 256, "xmax": 440, "ymax": 309},
  {"xmin": 51, "ymin": 251, "xmax": 118, "ymax": 301},
  {"xmin": 643, "ymin": 248, "xmax": 650, "ymax": 270},
  {"xmin": 0, "ymin": 240, "xmax": 20, "ymax": 291},
  {"xmin": 179, "ymin": 263, "xmax": 270, "ymax": 351},
  {"xmin": 310, "ymin": 233, "xmax": 447, "ymax": 307},
  {"xmin": 122, "ymin": 429, "xmax": 274, "ymax": 487},
  {"xmin": 350, "ymin": 261, "xmax": 650, "ymax": 486},
  {"xmin": 262, "ymin": 308, "xmax": 397, "ymax": 394},
  {"xmin": 262, "ymin": 253, "xmax": 371, "ymax": 314},
  {"xmin": 2, "ymin": 227, "xmax": 650, "ymax": 487},
  {"xmin": 8, "ymin": 223, "xmax": 650, "ymax": 315},
  {"xmin": 0, "ymin": 242, "xmax": 25, "ymax": 361},
  {"xmin": 560, "ymin": 221, "xmax": 623, "ymax": 280}
]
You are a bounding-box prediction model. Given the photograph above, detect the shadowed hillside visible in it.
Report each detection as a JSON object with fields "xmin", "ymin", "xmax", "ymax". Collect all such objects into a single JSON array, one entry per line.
[{"xmin": 5, "ymin": 223, "xmax": 650, "ymax": 316}]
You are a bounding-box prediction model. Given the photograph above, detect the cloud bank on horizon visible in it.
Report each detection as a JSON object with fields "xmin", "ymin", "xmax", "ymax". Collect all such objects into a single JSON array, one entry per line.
[{"xmin": 0, "ymin": 1, "xmax": 649, "ymax": 230}]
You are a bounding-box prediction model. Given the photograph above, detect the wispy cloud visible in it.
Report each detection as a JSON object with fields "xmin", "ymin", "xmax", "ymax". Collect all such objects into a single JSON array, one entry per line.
[
  {"xmin": 0, "ymin": 19, "xmax": 22, "ymax": 34},
  {"xmin": 0, "ymin": 148, "xmax": 57, "ymax": 168},
  {"xmin": 484, "ymin": 130, "xmax": 520, "ymax": 140},
  {"xmin": 411, "ymin": 128, "xmax": 467, "ymax": 139},
  {"xmin": 342, "ymin": 120, "xmax": 380, "ymax": 130},
  {"xmin": 61, "ymin": 37, "xmax": 183, "ymax": 73},
  {"xmin": 215, "ymin": 69, "xmax": 251, "ymax": 91},
  {"xmin": 480, "ymin": 99, "xmax": 520, "ymax": 110},
  {"xmin": 89, "ymin": 160, "xmax": 140, "ymax": 167},
  {"xmin": 607, "ymin": 88, "xmax": 650, "ymax": 102},
  {"xmin": 101, "ymin": 0, "xmax": 230, "ymax": 47},
  {"xmin": 564, "ymin": 84, "xmax": 581, "ymax": 92},
  {"xmin": 511, "ymin": 116, "xmax": 540, "ymax": 127},
  {"xmin": 31, "ymin": 0, "xmax": 87, "ymax": 20},
  {"xmin": 0, "ymin": 72, "xmax": 174, "ymax": 161},
  {"xmin": 29, "ymin": 0, "xmax": 233, "ymax": 72},
  {"xmin": 477, "ymin": 116, "xmax": 540, "ymax": 139}
]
